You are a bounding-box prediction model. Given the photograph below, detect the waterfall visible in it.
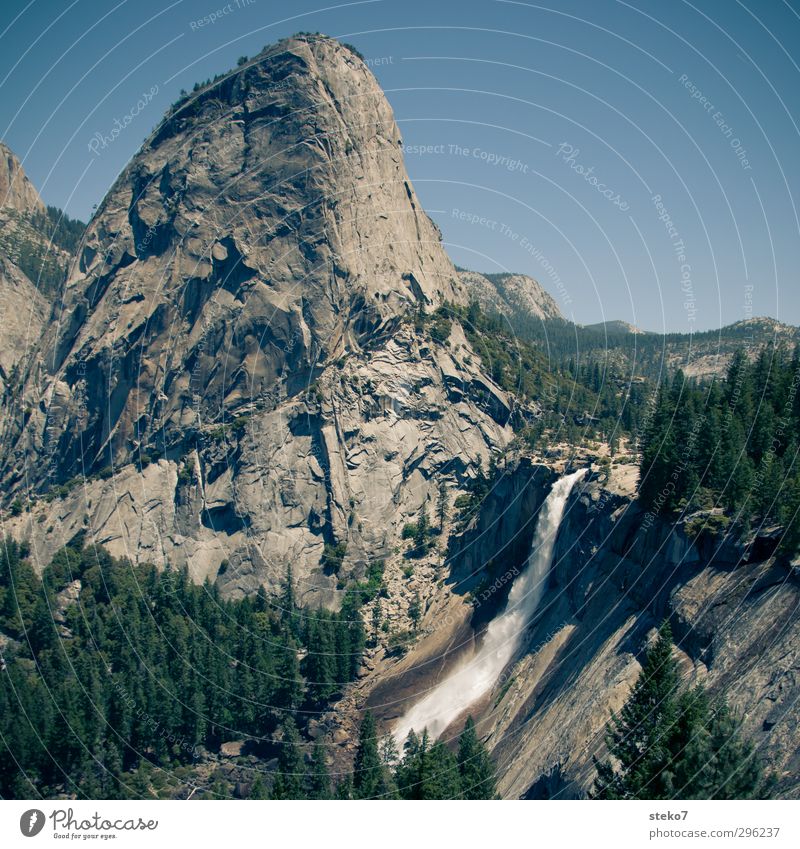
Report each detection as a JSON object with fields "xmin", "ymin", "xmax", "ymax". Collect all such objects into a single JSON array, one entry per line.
[{"xmin": 393, "ymin": 468, "xmax": 586, "ymax": 745}]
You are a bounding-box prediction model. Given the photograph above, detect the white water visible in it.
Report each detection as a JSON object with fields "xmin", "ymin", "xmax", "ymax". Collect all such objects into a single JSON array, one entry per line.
[{"xmin": 393, "ymin": 469, "xmax": 586, "ymax": 745}]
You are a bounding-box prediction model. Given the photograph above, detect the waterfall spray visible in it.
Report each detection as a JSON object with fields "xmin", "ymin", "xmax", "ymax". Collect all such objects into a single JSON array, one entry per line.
[{"xmin": 393, "ymin": 468, "xmax": 587, "ymax": 745}]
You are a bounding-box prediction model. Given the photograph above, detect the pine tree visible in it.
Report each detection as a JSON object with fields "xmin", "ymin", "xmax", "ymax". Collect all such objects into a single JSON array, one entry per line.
[
  {"xmin": 395, "ymin": 729, "xmax": 426, "ymax": 799},
  {"xmin": 249, "ymin": 774, "xmax": 269, "ymax": 799},
  {"xmin": 271, "ymin": 717, "xmax": 304, "ymax": 799},
  {"xmin": 436, "ymin": 478, "xmax": 449, "ymax": 532},
  {"xmin": 337, "ymin": 591, "xmax": 365, "ymax": 681},
  {"xmin": 353, "ymin": 711, "xmax": 386, "ymax": 799},
  {"xmin": 304, "ymin": 612, "xmax": 338, "ymax": 703},
  {"xmin": 280, "ymin": 564, "xmax": 300, "ymax": 638},
  {"xmin": 335, "ymin": 775, "xmax": 353, "ymax": 799},
  {"xmin": 593, "ymin": 623, "xmax": 678, "ymax": 799},
  {"xmin": 423, "ymin": 740, "xmax": 462, "ymax": 799},
  {"xmin": 778, "ymin": 463, "xmax": 800, "ymax": 556},
  {"xmin": 457, "ymin": 716, "xmax": 496, "ymax": 799},
  {"xmin": 308, "ymin": 742, "xmax": 331, "ymax": 799},
  {"xmin": 369, "ymin": 599, "xmax": 382, "ymax": 648},
  {"xmin": 275, "ymin": 635, "xmax": 304, "ymax": 711},
  {"xmin": 594, "ymin": 625, "xmax": 773, "ymax": 800},
  {"xmin": 408, "ymin": 592, "xmax": 422, "ymax": 630},
  {"xmin": 413, "ymin": 506, "xmax": 430, "ymax": 556}
]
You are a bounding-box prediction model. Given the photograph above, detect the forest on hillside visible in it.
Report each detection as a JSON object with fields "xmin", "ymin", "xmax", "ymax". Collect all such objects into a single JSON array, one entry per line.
[{"xmin": 0, "ymin": 539, "xmax": 495, "ymax": 799}]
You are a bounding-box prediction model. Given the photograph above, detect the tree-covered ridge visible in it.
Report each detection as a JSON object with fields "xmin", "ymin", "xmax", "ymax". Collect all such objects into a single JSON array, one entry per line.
[
  {"xmin": 593, "ymin": 624, "xmax": 773, "ymax": 799},
  {"xmin": 0, "ymin": 539, "xmax": 364, "ymax": 798},
  {"xmin": 0, "ymin": 537, "xmax": 498, "ymax": 799},
  {"xmin": 417, "ymin": 302, "xmax": 651, "ymax": 448},
  {"xmin": 30, "ymin": 205, "xmax": 86, "ymax": 255},
  {"xmin": 639, "ymin": 345, "xmax": 800, "ymax": 555},
  {"xmin": 428, "ymin": 300, "xmax": 800, "ymax": 555},
  {"xmin": 506, "ymin": 306, "xmax": 799, "ymax": 383}
]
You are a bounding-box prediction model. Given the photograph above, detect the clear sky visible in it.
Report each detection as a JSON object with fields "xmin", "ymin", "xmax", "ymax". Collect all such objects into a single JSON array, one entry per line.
[{"xmin": 2, "ymin": 0, "xmax": 799, "ymax": 332}]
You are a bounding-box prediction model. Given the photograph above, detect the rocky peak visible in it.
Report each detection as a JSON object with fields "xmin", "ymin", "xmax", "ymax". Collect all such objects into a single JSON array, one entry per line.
[
  {"xmin": 459, "ymin": 269, "xmax": 563, "ymax": 325},
  {"xmin": 0, "ymin": 142, "xmax": 45, "ymax": 216},
  {"xmin": 2, "ymin": 36, "xmax": 510, "ymax": 605},
  {"xmin": 11, "ymin": 35, "xmax": 467, "ymax": 485}
]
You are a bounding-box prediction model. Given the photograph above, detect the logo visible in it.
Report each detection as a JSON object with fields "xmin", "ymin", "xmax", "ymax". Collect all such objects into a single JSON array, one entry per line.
[{"xmin": 19, "ymin": 809, "xmax": 45, "ymax": 837}]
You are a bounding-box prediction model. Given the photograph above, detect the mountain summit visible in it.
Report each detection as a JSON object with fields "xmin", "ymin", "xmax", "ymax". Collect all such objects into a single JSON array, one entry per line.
[{"xmin": 3, "ymin": 35, "xmax": 512, "ymax": 598}]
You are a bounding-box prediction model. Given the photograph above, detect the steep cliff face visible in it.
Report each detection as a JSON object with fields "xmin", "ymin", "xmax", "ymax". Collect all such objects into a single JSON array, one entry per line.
[
  {"xmin": 456, "ymin": 466, "xmax": 800, "ymax": 798},
  {"xmin": 0, "ymin": 142, "xmax": 45, "ymax": 216},
  {"xmin": 3, "ymin": 36, "xmax": 795, "ymax": 798},
  {"xmin": 3, "ymin": 36, "xmax": 514, "ymax": 601},
  {"xmin": 5, "ymin": 35, "xmax": 466, "ymax": 492},
  {"xmin": 0, "ymin": 145, "xmax": 50, "ymax": 394},
  {"xmin": 0, "ymin": 256, "xmax": 48, "ymax": 392},
  {"xmin": 343, "ymin": 455, "xmax": 799, "ymax": 798}
]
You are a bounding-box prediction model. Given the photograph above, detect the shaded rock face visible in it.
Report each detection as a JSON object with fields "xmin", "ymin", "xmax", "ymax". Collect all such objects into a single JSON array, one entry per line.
[
  {"xmin": 4, "ymin": 36, "xmax": 514, "ymax": 602},
  {"xmin": 446, "ymin": 459, "xmax": 556, "ymax": 622},
  {"xmin": 8, "ymin": 320, "xmax": 512, "ymax": 603},
  {"xmin": 0, "ymin": 142, "xmax": 44, "ymax": 216},
  {"xmin": 6, "ymin": 36, "xmax": 466, "ymax": 490}
]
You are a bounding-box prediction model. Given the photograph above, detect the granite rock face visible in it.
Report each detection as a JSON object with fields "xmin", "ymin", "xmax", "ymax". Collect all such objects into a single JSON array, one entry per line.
[
  {"xmin": 2, "ymin": 37, "xmax": 796, "ymax": 798},
  {"xmin": 0, "ymin": 145, "xmax": 50, "ymax": 394},
  {"xmin": 0, "ymin": 256, "xmax": 48, "ymax": 391},
  {"xmin": 451, "ymin": 468, "xmax": 800, "ymax": 798},
  {"xmin": 0, "ymin": 142, "xmax": 45, "ymax": 216},
  {"xmin": 458, "ymin": 269, "xmax": 564, "ymax": 325},
  {"xmin": 352, "ymin": 458, "xmax": 799, "ymax": 798},
  {"xmin": 3, "ymin": 36, "xmax": 513, "ymax": 601},
  {"xmin": 5, "ymin": 36, "xmax": 470, "ymax": 489}
]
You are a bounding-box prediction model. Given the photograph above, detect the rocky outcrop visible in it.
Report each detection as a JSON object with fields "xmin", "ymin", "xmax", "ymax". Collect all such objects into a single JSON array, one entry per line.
[
  {"xmin": 3, "ymin": 36, "xmax": 795, "ymax": 800},
  {"xmin": 459, "ymin": 269, "xmax": 563, "ymax": 324},
  {"xmin": 7, "ymin": 319, "xmax": 512, "ymax": 602},
  {"xmin": 0, "ymin": 142, "xmax": 44, "ymax": 216},
  {"xmin": 0, "ymin": 145, "xmax": 52, "ymax": 392},
  {"xmin": 467, "ymin": 469, "xmax": 800, "ymax": 798}
]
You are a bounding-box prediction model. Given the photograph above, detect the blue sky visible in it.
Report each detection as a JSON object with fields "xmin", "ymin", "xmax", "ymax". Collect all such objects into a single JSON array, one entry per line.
[{"xmin": 2, "ymin": 0, "xmax": 799, "ymax": 331}]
